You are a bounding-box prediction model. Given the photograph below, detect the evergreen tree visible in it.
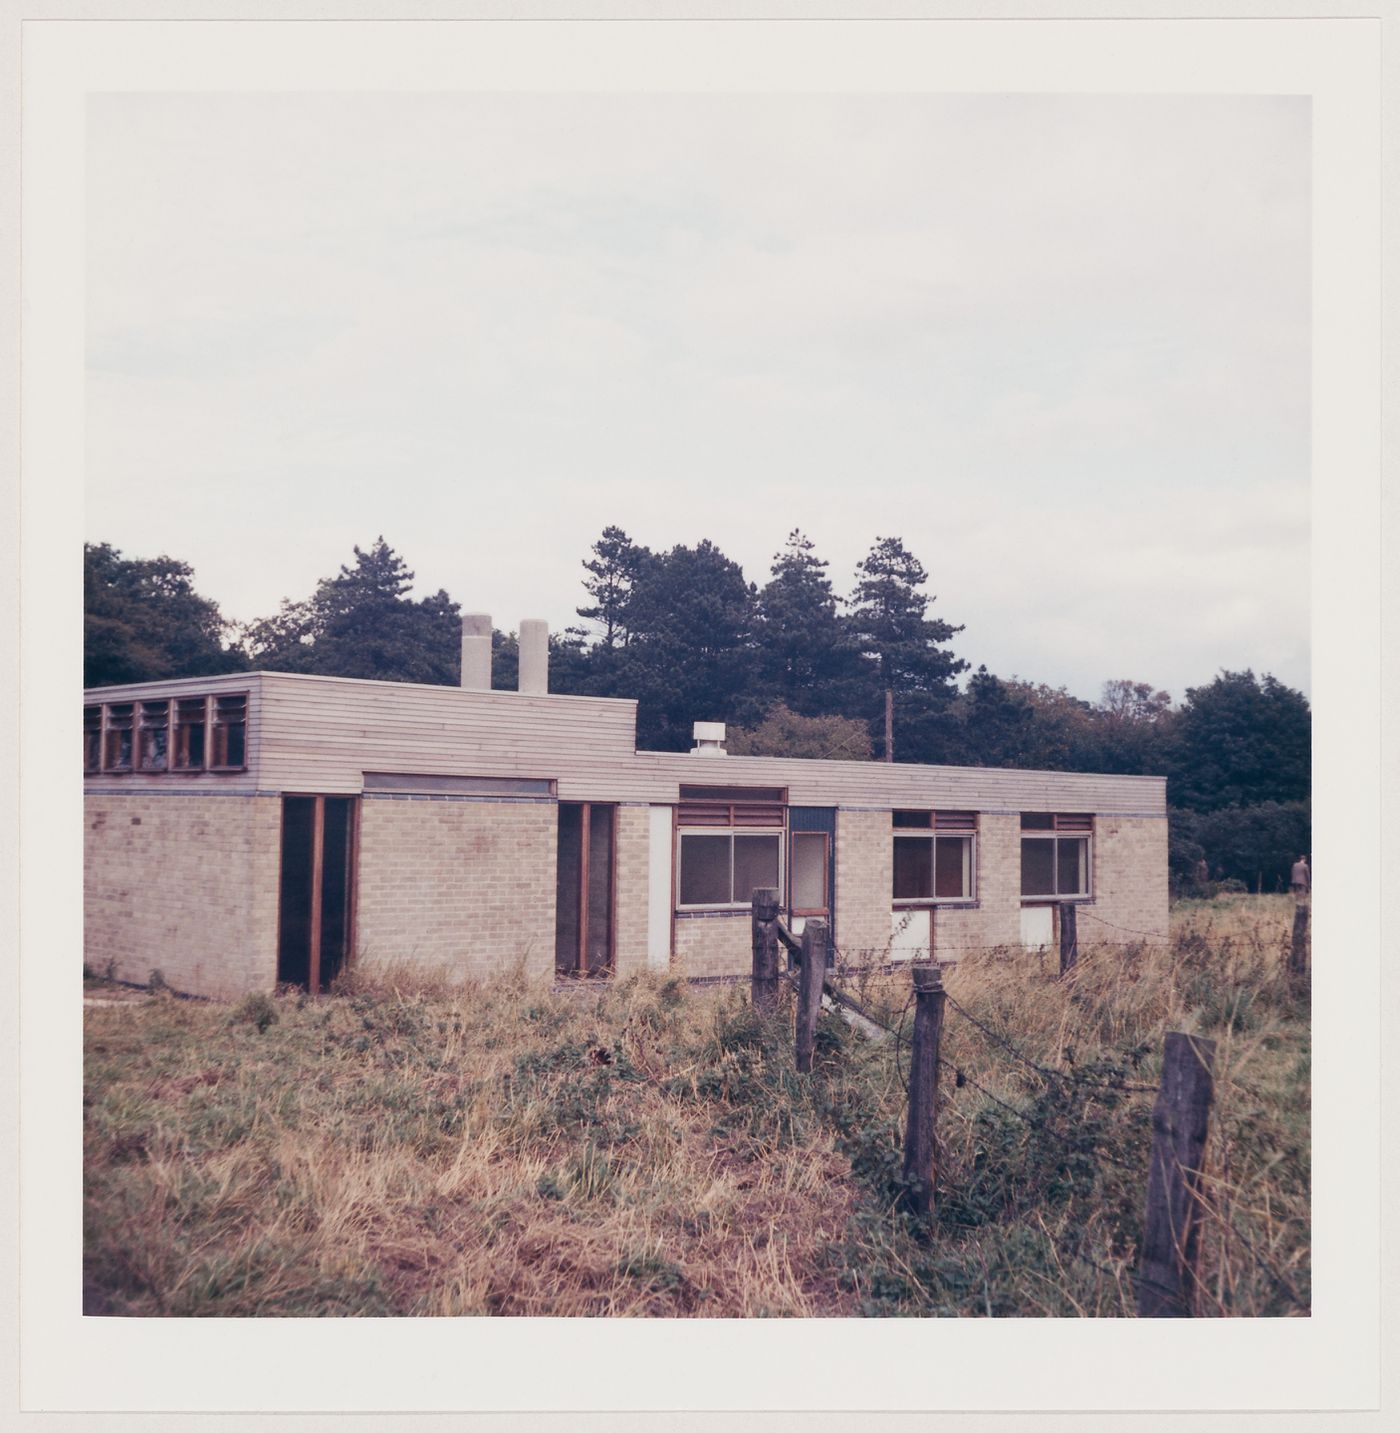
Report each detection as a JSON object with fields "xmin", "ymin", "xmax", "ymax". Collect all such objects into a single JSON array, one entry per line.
[
  {"xmin": 85, "ymin": 542, "xmax": 244, "ymax": 686},
  {"xmin": 754, "ymin": 530, "xmax": 867, "ymax": 716},
  {"xmin": 576, "ymin": 526, "xmax": 653, "ymax": 651},
  {"xmin": 1167, "ymin": 669, "xmax": 1311, "ymax": 812},
  {"xmin": 620, "ymin": 539, "xmax": 759, "ymax": 749},
  {"xmin": 845, "ymin": 536, "xmax": 967, "ymax": 761},
  {"xmin": 243, "ymin": 538, "xmax": 461, "ymax": 685}
]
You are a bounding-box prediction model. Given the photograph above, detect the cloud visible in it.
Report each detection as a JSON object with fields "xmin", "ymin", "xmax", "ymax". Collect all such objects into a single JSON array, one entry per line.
[{"xmin": 85, "ymin": 91, "xmax": 1310, "ymax": 701}]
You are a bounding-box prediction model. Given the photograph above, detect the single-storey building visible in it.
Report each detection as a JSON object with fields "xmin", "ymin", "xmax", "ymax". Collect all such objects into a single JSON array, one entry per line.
[{"xmin": 83, "ymin": 618, "xmax": 1168, "ymax": 1000}]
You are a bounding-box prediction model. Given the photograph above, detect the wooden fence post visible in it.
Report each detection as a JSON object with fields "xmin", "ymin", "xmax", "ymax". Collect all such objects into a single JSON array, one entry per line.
[
  {"xmin": 1058, "ymin": 902, "xmax": 1078, "ymax": 976},
  {"xmin": 900, "ymin": 963, "xmax": 946, "ymax": 1219},
  {"xmin": 795, "ymin": 919, "xmax": 828, "ymax": 1073},
  {"xmin": 1289, "ymin": 902, "xmax": 1310, "ymax": 982},
  {"xmin": 751, "ymin": 887, "xmax": 781, "ymax": 1015},
  {"xmin": 1137, "ymin": 1031, "xmax": 1216, "ymax": 1317}
]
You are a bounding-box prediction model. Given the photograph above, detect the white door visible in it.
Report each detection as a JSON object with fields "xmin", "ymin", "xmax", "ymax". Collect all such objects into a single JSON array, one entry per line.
[{"xmin": 1020, "ymin": 905, "xmax": 1054, "ymax": 950}]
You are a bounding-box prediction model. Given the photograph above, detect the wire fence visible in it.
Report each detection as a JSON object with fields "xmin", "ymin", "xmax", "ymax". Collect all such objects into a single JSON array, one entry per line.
[{"xmin": 757, "ymin": 899, "xmax": 1304, "ymax": 1317}]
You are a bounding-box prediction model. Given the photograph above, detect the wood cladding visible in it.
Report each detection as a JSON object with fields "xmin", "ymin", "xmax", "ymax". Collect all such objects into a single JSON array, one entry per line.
[{"xmin": 84, "ymin": 670, "xmax": 1167, "ymax": 815}]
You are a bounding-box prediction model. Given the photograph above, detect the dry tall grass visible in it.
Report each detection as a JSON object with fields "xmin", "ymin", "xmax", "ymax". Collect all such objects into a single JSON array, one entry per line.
[{"xmin": 83, "ymin": 894, "xmax": 1308, "ymax": 1317}]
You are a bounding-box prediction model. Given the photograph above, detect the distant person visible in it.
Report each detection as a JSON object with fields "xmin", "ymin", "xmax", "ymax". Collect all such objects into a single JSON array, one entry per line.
[
  {"xmin": 1192, "ymin": 857, "xmax": 1210, "ymax": 895},
  {"xmin": 1290, "ymin": 855, "xmax": 1310, "ymax": 900}
]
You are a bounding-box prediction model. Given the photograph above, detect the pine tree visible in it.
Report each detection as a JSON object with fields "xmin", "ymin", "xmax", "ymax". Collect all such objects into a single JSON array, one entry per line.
[
  {"xmin": 576, "ymin": 526, "xmax": 653, "ymax": 651},
  {"xmin": 244, "ymin": 538, "xmax": 461, "ymax": 685},
  {"xmin": 754, "ymin": 530, "xmax": 867, "ymax": 716},
  {"xmin": 846, "ymin": 536, "xmax": 967, "ymax": 761}
]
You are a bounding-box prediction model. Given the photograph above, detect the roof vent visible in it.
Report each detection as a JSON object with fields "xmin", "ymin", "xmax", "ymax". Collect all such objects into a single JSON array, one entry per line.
[{"xmin": 691, "ymin": 721, "xmax": 727, "ymax": 757}]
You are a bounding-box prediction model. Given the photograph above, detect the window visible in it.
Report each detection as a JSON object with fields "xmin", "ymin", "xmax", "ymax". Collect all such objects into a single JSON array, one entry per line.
[
  {"xmin": 677, "ymin": 785, "xmax": 785, "ymax": 908},
  {"xmin": 173, "ymin": 698, "xmax": 208, "ymax": 771},
  {"xmin": 790, "ymin": 831, "xmax": 829, "ymax": 914},
  {"xmin": 210, "ymin": 695, "xmax": 247, "ymax": 770},
  {"xmin": 892, "ymin": 811, "xmax": 976, "ymax": 902},
  {"xmin": 83, "ymin": 706, "xmax": 101, "ymax": 773},
  {"xmin": 138, "ymin": 701, "xmax": 170, "ymax": 772},
  {"xmin": 1021, "ymin": 813, "xmax": 1092, "ymax": 898},
  {"xmin": 102, "ymin": 704, "xmax": 134, "ymax": 772},
  {"xmin": 84, "ymin": 691, "xmax": 248, "ymax": 774}
]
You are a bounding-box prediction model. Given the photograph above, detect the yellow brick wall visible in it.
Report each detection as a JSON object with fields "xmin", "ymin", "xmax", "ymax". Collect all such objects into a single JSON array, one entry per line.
[
  {"xmin": 931, "ymin": 813, "xmax": 1022, "ymax": 957},
  {"xmin": 84, "ymin": 793, "xmax": 281, "ymax": 999},
  {"xmin": 613, "ymin": 805, "xmax": 652, "ymax": 978},
  {"xmin": 1084, "ymin": 815, "xmax": 1169, "ymax": 945},
  {"xmin": 833, "ymin": 809, "xmax": 892, "ymax": 960},
  {"xmin": 672, "ymin": 914, "xmax": 751, "ymax": 978},
  {"xmin": 354, "ymin": 798, "xmax": 556, "ymax": 983}
]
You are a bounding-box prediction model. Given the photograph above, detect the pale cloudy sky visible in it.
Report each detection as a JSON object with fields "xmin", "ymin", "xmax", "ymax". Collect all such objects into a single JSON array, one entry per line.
[{"xmin": 85, "ymin": 92, "xmax": 1310, "ymax": 702}]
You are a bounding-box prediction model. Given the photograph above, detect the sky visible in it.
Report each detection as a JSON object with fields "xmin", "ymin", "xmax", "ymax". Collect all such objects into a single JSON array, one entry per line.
[{"xmin": 85, "ymin": 92, "xmax": 1310, "ymax": 703}]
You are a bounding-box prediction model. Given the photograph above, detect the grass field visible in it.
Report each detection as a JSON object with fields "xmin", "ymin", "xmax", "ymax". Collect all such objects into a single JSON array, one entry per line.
[{"xmin": 83, "ymin": 894, "xmax": 1310, "ymax": 1317}]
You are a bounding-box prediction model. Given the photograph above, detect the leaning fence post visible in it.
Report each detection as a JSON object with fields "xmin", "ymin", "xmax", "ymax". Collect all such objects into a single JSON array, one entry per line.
[
  {"xmin": 751, "ymin": 887, "xmax": 781, "ymax": 1015},
  {"xmin": 1137, "ymin": 1031, "xmax": 1216, "ymax": 1317},
  {"xmin": 900, "ymin": 963, "xmax": 946, "ymax": 1219},
  {"xmin": 795, "ymin": 918, "xmax": 828, "ymax": 1073},
  {"xmin": 1058, "ymin": 902, "xmax": 1078, "ymax": 976},
  {"xmin": 1289, "ymin": 902, "xmax": 1310, "ymax": 983}
]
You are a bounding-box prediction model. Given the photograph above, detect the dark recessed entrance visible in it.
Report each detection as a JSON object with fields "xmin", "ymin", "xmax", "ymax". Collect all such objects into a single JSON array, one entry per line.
[
  {"xmin": 277, "ymin": 795, "xmax": 357, "ymax": 992},
  {"xmin": 555, "ymin": 802, "xmax": 615, "ymax": 978}
]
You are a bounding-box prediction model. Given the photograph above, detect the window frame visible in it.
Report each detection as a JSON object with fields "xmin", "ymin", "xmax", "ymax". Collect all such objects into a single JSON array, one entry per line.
[
  {"xmin": 85, "ymin": 691, "xmax": 249, "ymax": 775},
  {"xmin": 675, "ymin": 786, "xmax": 788, "ymax": 911},
  {"xmin": 891, "ymin": 811, "xmax": 978, "ymax": 906},
  {"xmin": 1019, "ymin": 813, "xmax": 1094, "ymax": 901},
  {"xmin": 788, "ymin": 830, "xmax": 830, "ymax": 917},
  {"xmin": 676, "ymin": 826, "xmax": 786, "ymax": 911}
]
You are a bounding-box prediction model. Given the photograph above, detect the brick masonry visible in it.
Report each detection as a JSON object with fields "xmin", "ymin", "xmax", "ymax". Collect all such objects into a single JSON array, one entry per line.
[
  {"xmin": 1084, "ymin": 815, "xmax": 1170, "ymax": 944},
  {"xmin": 612, "ymin": 805, "xmax": 652, "ymax": 978},
  {"xmin": 84, "ymin": 793, "xmax": 281, "ymax": 999},
  {"xmin": 673, "ymin": 912, "xmax": 751, "ymax": 979},
  {"xmin": 84, "ymin": 790, "xmax": 1168, "ymax": 999},
  {"xmin": 355, "ymin": 797, "xmax": 556, "ymax": 984}
]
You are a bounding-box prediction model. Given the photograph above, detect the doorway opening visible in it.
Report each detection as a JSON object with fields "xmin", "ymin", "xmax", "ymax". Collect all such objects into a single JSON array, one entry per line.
[
  {"xmin": 555, "ymin": 802, "xmax": 615, "ymax": 978},
  {"xmin": 277, "ymin": 795, "xmax": 357, "ymax": 992}
]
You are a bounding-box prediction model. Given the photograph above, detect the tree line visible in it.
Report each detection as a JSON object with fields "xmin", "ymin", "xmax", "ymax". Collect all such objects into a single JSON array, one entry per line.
[{"xmin": 84, "ymin": 532, "xmax": 1311, "ymax": 891}]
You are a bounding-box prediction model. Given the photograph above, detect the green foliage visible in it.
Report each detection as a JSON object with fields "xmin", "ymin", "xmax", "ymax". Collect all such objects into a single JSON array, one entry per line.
[
  {"xmin": 241, "ymin": 537, "xmax": 460, "ymax": 685},
  {"xmin": 575, "ymin": 525, "xmax": 653, "ymax": 652},
  {"xmin": 727, "ymin": 704, "xmax": 873, "ymax": 760},
  {"xmin": 610, "ymin": 539, "xmax": 761, "ymax": 750},
  {"xmin": 1170, "ymin": 800, "xmax": 1311, "ymax": 891},
  {"xmin": 84, "ymin": 542, "xmax": 244, "ymax": 687},
  {"xmin": 232, "ymin": 993, "xmax": 279, "ymax": 1034},
  {"xmin": 1168, "ymin": 670, "xmax": 1311, "ymax": 812},
  {"xmin": 753, "ymin": 530, "xmax": 868, "ymax": 716},
  {"xmin": 845, "ymin": 536, "xmax": 968, "ymax": 761}
]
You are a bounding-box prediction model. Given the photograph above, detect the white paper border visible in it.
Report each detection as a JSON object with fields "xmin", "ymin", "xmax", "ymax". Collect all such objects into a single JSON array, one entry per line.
[{"xmin": 15, "ymin": 10, "xmax": 1384, "ymax": 1418}]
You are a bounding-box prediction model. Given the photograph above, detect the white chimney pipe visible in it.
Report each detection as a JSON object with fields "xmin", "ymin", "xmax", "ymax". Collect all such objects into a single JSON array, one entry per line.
[
  {"xmin": 461, "ymin": 613, "xmax": 492, "ymax": 691},
  {"xmin": 518, "ymin": 619, "xmax": 549, "ymax": 695}
]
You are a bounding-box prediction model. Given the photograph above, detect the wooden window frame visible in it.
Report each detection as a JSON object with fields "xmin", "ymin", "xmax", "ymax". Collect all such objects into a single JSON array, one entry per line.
[
  {"xmin": 83, "ymin": 706, "xmax": 101, "ymax": 773},
  {"xmin": 788, "ymin": 830, "xmax": 830, "ymax": 917},
  {"xmin": 101, "ymin": 703, "xmax": 135, "ymax": 774},
  {"xmin": 209, "ymin": 694, "xmax": 249, "ymax": 772},
  {"xmin": 276, "ymin": 793, "xmax": 359, "ymax": 994},
  {"xmin": 891, "ymin": 811, "xmax": 977, "ymax": 906},
  {"xmin": 558, "ymin": 801, "xmax": 618, "ymax": 978},
  {"xmin": 1020, "ymin": 814, "xmax": 1094, "ymax": 901},
  {"xmin": 137, "ymin": 699, "xmax": 171, "ymax": 773},
  {"xmin": 173, "ymin": 697, "xmax": 210, "ymax": 773},
  {"xmin": 676, "ymin": 826, "xmax": 786, "ymax": 911},
  {"xmin": 86, "ymin": 692, "xmax": 248, "ymax": 775}
]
